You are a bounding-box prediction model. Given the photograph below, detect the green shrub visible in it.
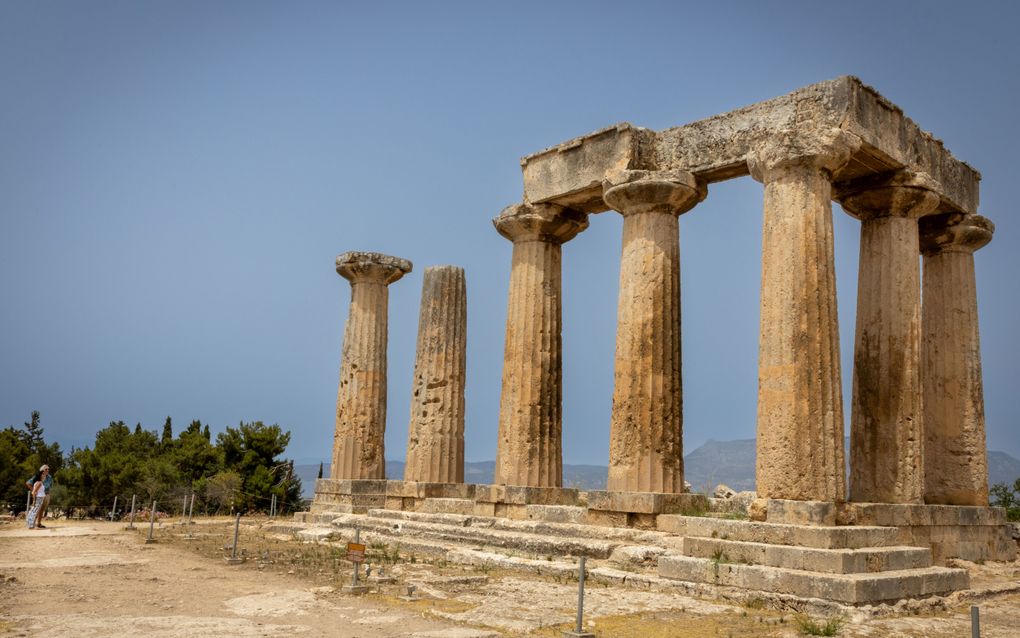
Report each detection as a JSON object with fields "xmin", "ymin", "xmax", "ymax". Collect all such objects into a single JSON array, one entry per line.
[
  {"xmin": 795, "ymin": 614, "xmax": 844, "ymax": 636},
  {"xmin": 989, "ymin": 479, "xmax": 1020, "ymax": 521}
]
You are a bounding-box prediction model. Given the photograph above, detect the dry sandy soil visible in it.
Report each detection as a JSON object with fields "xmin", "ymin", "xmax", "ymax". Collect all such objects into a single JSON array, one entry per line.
[{"xmin": 1, "ymin": 518, "xmax": 1018, "ymax": 637}]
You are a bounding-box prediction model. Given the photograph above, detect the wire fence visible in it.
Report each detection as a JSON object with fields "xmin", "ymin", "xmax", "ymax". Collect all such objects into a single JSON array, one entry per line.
[{"xmin": 9, "ymin": 482, "xmax": 308, "ymax": 521}]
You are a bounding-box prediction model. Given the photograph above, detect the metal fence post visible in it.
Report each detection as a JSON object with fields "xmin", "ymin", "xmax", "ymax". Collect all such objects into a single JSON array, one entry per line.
[
  {"xmin": 127, "ymin": 495, "xmax": 137, "ymax": 529},
  {"xmin": 972, "ymin": 605, "xmax": 980, "ymax": 638},
  {"xmin": 564, "ymin": 555, "xmax": 595, "ymax": 638},
  {"xmin": 111, "ymin": 496, "xmax": 118, "ymax": 521},
  {"xmin": 352, "ymin": 526, "xmax": 361, "ymax": 586},
  {"xmin": 145, "ymin": 501, "xmax": 157, "ymax": 544},
  {"xmin": 226, "ymin": 513, "xmax": 243, "ymax": 564},
  {"xmin": 188, "ymin": 493, "xmax": 195, "ymax": 524}
]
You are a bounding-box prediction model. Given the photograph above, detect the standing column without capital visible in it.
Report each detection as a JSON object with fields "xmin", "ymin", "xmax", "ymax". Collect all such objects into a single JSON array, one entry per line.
[
  {"xmin": 493, "ymin": 203, "xmax": 588, "ymax": 488},
  {"xmin": 404, "ymin": 265, "xmax": 467, "ymax": 484},
  {"xmin": 921, "ymin": 214, "xmax": 994, "ymax": 506},
  {"xmin": 839, "ymin": 174, "xmax": 940, "ymax": 504},
  {"xmin": 751, "ymin": 151, "xmax": 849, "ymax": 504},
  {"xmin": 602, "ymin": 169, "xmax": 701, "ymax": 494},
  {"xmin": 332, "ymin": 251, "xmax": 412, "ymax": 480}
]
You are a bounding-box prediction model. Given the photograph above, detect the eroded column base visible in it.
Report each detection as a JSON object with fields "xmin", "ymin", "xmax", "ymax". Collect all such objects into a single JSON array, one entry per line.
[
  {"xmin": 382, "ymin": 480, "xmax": 477, "ymax": 512},
  {"xmin": 308, "ymin": 478, "xmax": 388, "ymax": 515},
  {"xmin": 586, "ymin": 490, "xmax": 710, "ymax": 529},
  {"xmin": 751, "ymin": 498, "xmax": 842, "ymax": 526},
  {"xmin": 845, "ymin": 503, "xmax": 1016, "ymax": 563},
  {"xmin": 473, "ymin": 485, "xmax": 581, "ymax": 519}
]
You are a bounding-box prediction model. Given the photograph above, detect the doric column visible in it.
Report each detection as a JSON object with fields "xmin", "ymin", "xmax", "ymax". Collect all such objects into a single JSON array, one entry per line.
[
  {"xmin": 493, "ymin": 202, "xmax": 588, "ymax": 487},
  {"xmin": 332, "ymin": 251, "xmax": 412, "ymax": 480},
  {"xmin": 749, "ymin": 134, "xmax": 859, "ymax": 503},
  {"xmin": 602, "ymin": 169, "xmax": 702, "ymax": 493},
  {"xmin": 839, "ymin": 172, "xmax": 940, "ymax": 504},
  {"xmin": 920, "ymin": 213, "xmax": 994, "ymax": 505},
  {"xmin": 404, "ymin": 265, "xmax": 467, "ymax": 484}
]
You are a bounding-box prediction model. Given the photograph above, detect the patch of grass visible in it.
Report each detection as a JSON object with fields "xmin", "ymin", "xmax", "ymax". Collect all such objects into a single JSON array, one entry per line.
[
  {"xmin": 795, "ymin": 614, "xmax": 844, "ymax": 636},
  {"xmin": 529, "ymin": 609, "xmax": 785, "ymax": 637},
  {"xmin": 378, "ymin": 593, "xmax": 478, "ymax": 614},
  {"xmin": 743, "ymin": 596, "xmax": 766, "ymax": 610},
  {"xmin": 718, "ymin": 511, "xmax": 749, "ymax": 520}
]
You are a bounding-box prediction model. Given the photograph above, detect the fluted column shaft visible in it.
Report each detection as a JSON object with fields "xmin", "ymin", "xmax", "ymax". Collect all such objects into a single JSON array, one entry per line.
[
  {"xmin": 404, "ymin": 266, "xmax": 467, "ymax": 484},
  {"xmin": 493, "ymin": 203, "xmax": 588, "ymax": 487},
  {"xmin": 921, "ymin": 214, "xmax": 994, "ymax": 505},
  {"xmin": 841, "ymin": 175, "xmax": 939, "ymax": 504},
  {"xmin": 332, "ymin": 252, "xmax": 411, "ymax": 480},
  {"xmin": 751, "ymin": 157, "xmax": 847, "ymax": 503},
  {"xmin": 603, "ymin": 169, "xmax": 701, "ymax": 493}
]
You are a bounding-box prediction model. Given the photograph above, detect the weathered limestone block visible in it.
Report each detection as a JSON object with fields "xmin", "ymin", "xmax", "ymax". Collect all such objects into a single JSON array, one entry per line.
[
  {"xmin": 602, "ymin": 169, "xmax": 702, "ymax": 494},
  {"xmin": 764, "ymin": 499, "xmax": 838, "ymax": 526},
  {"xmin": 750, "ymin": 134, "xmax": 856, "ymax": 504},
  {"xmin": 838, "ymin": 172, "xmax": 941, "ymax": 504},
  {"xmin": 920, "ymin": 214, "xmax": 994, "ymax": 506},
  {"xmin": 493, "ymin": 203, "xmax": 588, "ymax": 487},
  {"xmin": 404, "ymin": 265, "xmax": 467, "ymax": 484},
  {"xmin": 586, "ymin": 490, "xmax": 708, "ymax": 515},
  {"xmin": 520, "ymin": 123, "xmax": 656, "ymax": 212},
  {"xmin": 331, "ymin": 252, "xmax": 412, "ymax": 480},
  {"xmin": 474, "ymin": 484, "xmax": 580, "ymax": 506}
]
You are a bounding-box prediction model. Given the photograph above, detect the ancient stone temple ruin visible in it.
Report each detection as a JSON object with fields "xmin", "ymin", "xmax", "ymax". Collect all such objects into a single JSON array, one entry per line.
[{"xmin": 302, "ymin": 77, "xmax": 1015, "ymax": 606}]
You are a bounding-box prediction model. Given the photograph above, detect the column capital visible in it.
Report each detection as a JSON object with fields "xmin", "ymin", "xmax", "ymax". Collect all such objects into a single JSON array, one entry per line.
[
  {"xmin": 602, "ymin": 169, "xmax": 703, "ymax": 216},
  {"xmin": 836, "ymin": 171, "xmax": 941, "ymax": 220},
  {"xmin": 919, "ymin": 213, "xmax": 994, "ymax": 256},
  {"xmin": 748, "ymin": 130, "xmax": 862, "ymax": 184},
  {"xmin": 336, "ymin": 251, "xmax": 413, "ymax": 285},
  {"xmin": 493, "ymin": 202, "xmax": 588, "ymax": 244}
]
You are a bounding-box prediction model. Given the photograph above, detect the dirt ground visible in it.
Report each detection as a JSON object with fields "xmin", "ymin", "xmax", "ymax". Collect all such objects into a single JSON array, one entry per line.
[{"xmin": 1, "ymin": 517, "xmax": 1018, "ymax": 637}]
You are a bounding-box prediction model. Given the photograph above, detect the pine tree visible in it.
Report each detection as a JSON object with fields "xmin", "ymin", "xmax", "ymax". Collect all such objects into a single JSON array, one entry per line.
[
  {"xmin": 161, "ymin": 416, "xmax": 173, "ymax": 445},
  {"xmin": 317, "ymin": 462, "xmax": 323, "ymax": 479},
  {"xmin": 24, "ymin": 411, "xmax": 44, "ymax": 450}
]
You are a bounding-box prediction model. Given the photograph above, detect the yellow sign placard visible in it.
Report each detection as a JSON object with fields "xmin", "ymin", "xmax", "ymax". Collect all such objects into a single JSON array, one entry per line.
[{"xmin": 346, "ymin": 542, "xmax": 366, "ymax": 563}]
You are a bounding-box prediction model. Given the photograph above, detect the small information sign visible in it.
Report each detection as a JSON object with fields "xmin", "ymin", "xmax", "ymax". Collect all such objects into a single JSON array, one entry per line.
[{"xmin": 346, "ymin": 542, "xmax": 366, "ymax": 563}]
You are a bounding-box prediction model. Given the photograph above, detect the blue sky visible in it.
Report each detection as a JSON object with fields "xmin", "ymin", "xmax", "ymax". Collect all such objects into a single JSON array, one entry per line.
[{"xmin": 1, "ymin": 1, "xmax": 1018, "ymax": 466}]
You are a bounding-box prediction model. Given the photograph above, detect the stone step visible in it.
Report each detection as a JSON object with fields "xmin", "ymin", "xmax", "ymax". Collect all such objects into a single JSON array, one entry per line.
[
  {"xmin": 296, "ymin": 511, "xmax": 349, "ymax": 525},
  {"xmin": 658, "ymin": 515, "xmax": 902, "ymax": 549},
  {"xmin": 682, "ymin": 537, "xmax": 932, "ymax": 574},
  {"xmin": 658, "ymin": 555, "xmax": 968, "ymax": 604},
  {"xmin": 366, "ymin": 508, "xmax": 675, "ymax": 545},
  {"xmin": 329, "ymin": 513, "xmax": 619, "ymax": 559}
]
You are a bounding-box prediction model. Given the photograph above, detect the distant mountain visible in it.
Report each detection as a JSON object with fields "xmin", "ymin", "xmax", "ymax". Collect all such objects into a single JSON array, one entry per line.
[
  {"xmin": 683, "ymin": 439, "xmax": 756, "ymax": 492},
  {"xmin": 295, "ymin": 442, "xmax": 1020, "ymax": 498},
  {"xmin": 988, "ymin": 451, "xmax": 1020, "ymax": 487}
]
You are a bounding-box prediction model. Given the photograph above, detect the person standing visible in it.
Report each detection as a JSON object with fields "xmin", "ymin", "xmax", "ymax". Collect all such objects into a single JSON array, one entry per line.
[{"xmin": 26, "ymin": 466, "xmax": 49, "ymax": 529}]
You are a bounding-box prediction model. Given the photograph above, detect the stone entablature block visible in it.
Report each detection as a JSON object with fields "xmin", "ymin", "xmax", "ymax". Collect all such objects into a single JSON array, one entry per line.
[{"xmin": 521, "ymin": 77, "xmax": 979, "ymax": 217}]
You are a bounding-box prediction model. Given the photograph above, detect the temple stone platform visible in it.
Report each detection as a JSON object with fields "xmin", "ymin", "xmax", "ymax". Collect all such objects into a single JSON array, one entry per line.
[
  {"xmin": 303, "ymin": 480, "xmax": 709, "ymax": 527},
  {"xmin": 282, "ymin": 503, "xmax": 1017, "ymax": 607},
  {"xmin": 296, "ymin": 489, "xmax": 1016, "ymax": 606}
]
